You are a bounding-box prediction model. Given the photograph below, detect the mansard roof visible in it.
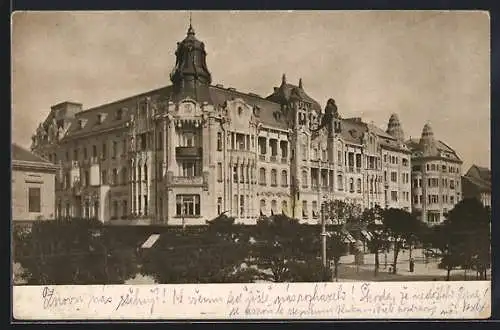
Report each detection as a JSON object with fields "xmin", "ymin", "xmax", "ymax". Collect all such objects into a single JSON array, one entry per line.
[
  {"xmin": 209, "ymin": 85, "xmax": 287, "ymax": 129},
  {"xmin": 62, "ymin": 86, "xmax": 172, "ymax": 140},
  {"xmin": 57, "ymin": 83, "xmax": 289, "ymax": 140}
]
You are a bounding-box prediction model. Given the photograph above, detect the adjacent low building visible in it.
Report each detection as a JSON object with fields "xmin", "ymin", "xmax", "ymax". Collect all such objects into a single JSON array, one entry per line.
[
  {"xmin": 462, "ymin": 165, "xmax": 491, "ymax": 208},
  {"xmin": 11, "ymin": 143, "xmax": 59, "ymax": 223}
]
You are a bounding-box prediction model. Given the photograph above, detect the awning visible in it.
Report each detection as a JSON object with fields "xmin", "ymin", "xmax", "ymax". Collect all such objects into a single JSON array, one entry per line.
[
  {"xmin": 141, "ymin": 234, "xmax": 160, "ymax": 249},
  {"xmin": 361, "ymin": 230, "xmax": 373, "ymax": 241}
]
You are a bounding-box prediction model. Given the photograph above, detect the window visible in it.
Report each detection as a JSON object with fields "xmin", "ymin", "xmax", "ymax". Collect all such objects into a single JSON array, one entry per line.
[
  {"xmin": 259, "ymin": 199, "xmax": 266, "ymax": 215},
  {"xmin": 271, "ymin": 169, "xmax": 277, "ymax": 186},
  {"xmin": 176, "ymin": 194, "xmax": 200, "ymax": 216},
  {"xmin": 101, "ymin": 170, "xmax": 108, "ymax": 185},
  {"xmin": 28, "ymin": 187, "xmax": 41, "ymax": 212},
  {"xmin": 337, "ymin": 150, "xmax": 342, "ymax": 164},
  {"xmin": 391, "ymin": 191, "xmax": 398, "ymax": 202},
  {"xmin": 384, "ymin": 154, "xmax": 387, "ymax": 163},
  {"xmin": 122, "ymin": 167, "xmax": 128, "ymax": 185},
  {"xmin": 356, "ymin": 178, "xmax": 362, "ymax": 193},
  {"xmin": 302, "ymin": 200, "xmax": 308, "ymax": 217},
  {"xmin": 337, "ymin": 175, "xmax": 343, "ymax": 191},
  {"xmin": 302, "ymin": 170, "xmax": 308, "ymax": 187},
  {"xmin": 259, "ymin": 168, "xmax": 266, "ymax": 185},
  {"xmin": 312, "ymin": 201, "xmax": 318, "ymax": 218},
  {"xmin": 402, "ymin": 158, "xmax": 409, "ymax": 166},
  {"xmin": 66, "ymin": 151, "xmax": 70, "ymax": 161},
  {"xmin": 112, "ymin": 168, "xmax": 118, "ymax": 185},
  {"xmin": 355, "ymin": 154, "xmax": 361, "ymax": 168},
  {"xmin": 181, "ymin": 161, "xmax": 198, "ymax": 177},
  {"xmin": 144, "ymin": 164, "xmax": 148, "ymax": 182},
  {"xmin": 240, "ymin": 195, "xmax": 245, "ymax": 216},
  {"xmin": 73, "ymin": 149, "xmax": 78, "ymax": 161},
  {"xmin": 92, "ymin": 145, "xmax": 97, "ymax": 158},
  {"xmin": 217, "ymin": 163, "xmax": 222, "ymax": 182},
  {"xmin": 450, "ymin": 195, "xmax": 455, "ymax": 204},
  {"xmin": 391, "ymin": 172, "xmax": 397, "ymax": 182},
  {"xmin": 83, "ymin": 147, "xmax": 88, "ymax": 159},
  {"xmin": 413, "ymin": 195, "xmax": 419, "ymax": 204},
  {"xmin": 122, "ymin": 200, "xmax": 127, "ymax": 217},
  {"xmin": 112, "ymin": 141, "xmax": 117, "ymax": 158},
  {"xmin": 217, "ymin": 197, "xmax": 223, "ymax": 215},
  {"xmin": 431, "ymin": 164, "xmax": 436, "ymax": 171},
  {"xmin": 102, "ymin": 142, "xmax": 107, "ymax": 159},
  {"xmin": 349, "ymin": 178, "xmax": 354, "ymax": 192},
  {"xmin": 84, "ymin": 170, "xmax": 90, "ymax": 187},
  {"xmin": 217, "ymin": 132, "xmax": 223, "ymax": 151},
  {"xmin": 232, "ymin": 166, "xmax": 238, "ymax": 183},
  {"xmin": 413, "ymin": 179, "xmax": 418, "ymax": 188},
  {"xmin": 240, "ymin": 164, "xmax": 245, "ymax": 183},
  {"xmin": 450, "ymin": 180, "xmax": 455, "ymax": 189},
  {"xmin": 281, "ymin": 170, "xmax": 288, "ymax": 186},
  {"xmin": 112, "ymin": 200, "xmax": 118, "ymax": 218},
  {"xmin": 271, "ymin": 200, "xmax": 277, "ymax": 214}
]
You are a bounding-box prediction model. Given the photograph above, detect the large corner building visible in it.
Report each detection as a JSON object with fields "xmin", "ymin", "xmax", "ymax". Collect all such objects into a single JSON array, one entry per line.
[{"xmin": 30, "ymin": 24, "xmax": 462, "ymax": 226}]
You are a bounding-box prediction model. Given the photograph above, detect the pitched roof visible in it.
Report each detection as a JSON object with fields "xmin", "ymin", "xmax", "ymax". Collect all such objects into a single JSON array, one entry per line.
[
  {"xmin": 12, "ymin": 143, "xmax": 52, "ymax": 164},
  {"xmin": 466, "ymin": 164, "xmax": 491, "ymax": 182},
  {"xmin": 462, "ymin": 175, "xmax": 491, "ymax": 192}
]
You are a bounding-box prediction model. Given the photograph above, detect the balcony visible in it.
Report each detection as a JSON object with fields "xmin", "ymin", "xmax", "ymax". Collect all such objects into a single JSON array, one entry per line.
[
  {"xmin": 175, "ymin": 147, "xmax": 202, "ymax": 159},
  {"xmin": 258, "ymin": 155, "xmax": 266, "ymax": 161},
  {"xmin": 281, "ymin": 157, "xmax": 287, "ymax": 164},
  {"xmin": 170, "ymin": 176, "xmax": 203, "ymax": 186},
  {"xmin": 270, "ymin": 155, "xmax": 277, "ymax": 162}
]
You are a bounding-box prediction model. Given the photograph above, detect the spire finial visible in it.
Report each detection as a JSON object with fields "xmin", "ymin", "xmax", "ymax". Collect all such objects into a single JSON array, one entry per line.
[
  {"xmin": 187, "ymin": 12, "xmax": 195, "ymax": 36},
  {"xmin": 299, "ymin": 78, "xmax": 303, "ymax": 89},
  {"xmin": 282, "ymin": 73, "xmax": 287, "ymax": 85}
]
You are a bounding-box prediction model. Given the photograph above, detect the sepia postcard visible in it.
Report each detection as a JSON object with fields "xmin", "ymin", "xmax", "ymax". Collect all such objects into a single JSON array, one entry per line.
[{"xmin": 11, "ymin": 10, "xmax": 491, "ymax": 320}]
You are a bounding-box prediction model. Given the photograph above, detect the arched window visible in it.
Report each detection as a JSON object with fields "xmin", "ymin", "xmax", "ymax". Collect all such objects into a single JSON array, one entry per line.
[
  {"xmin": 260, "ymin": 199, "xmax": 266, "ymax": 215},
  {"xmin": 271, "ymin": 200, "xmax": 277, "ymax": 214},
  {"xmin": 370, "ymin": 177, "xmax": 374, "ymax": 193},
  {"xmin": 144, "ymin": 164, "xmax": 148, "ymax": 181},
  {"xmin": 281, "ymin": 200, "xmax": 288, "ymax": 215},
  {"xmin": 271, "ymin": 169, "xmax": 277, "ymax": 186},
  {"xmin": 240, "ymin": 164, "xmax": 245, "ymax": 183},
  {"xmin": 337, "ymin": 175, "xmax": 343, "ymax": 191},
  {"xmin": 259, "ymin": 168, "xmax": 266, "ymax": 185},
  {"xmin": 357, "ymin": 178, "xmax": 362, "ymax": 193},
  {"xmin": 349, "ymin": 178, "xmax": 354, "ymax": 192},
  {"xmin": 302, "ymin": 170, "xmax": 308, "ymax": 187},
  {"xmin": 281, "ymin": 170, "xmax": 288, "ymax": 187}
]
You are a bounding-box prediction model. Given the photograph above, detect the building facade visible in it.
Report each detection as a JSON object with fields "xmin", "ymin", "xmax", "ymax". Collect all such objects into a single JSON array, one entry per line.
[
  {"xmin": 407, "ymin": 124, "xmax": 463, "ymax": 225},
  {"xmin": 12, "ymin": 144, "xmax": 59, "ymax": 222},
  {"xmin": 462, "ymin": 165, "xmax": 491, "ymax": 208},
  {"xmin": 30, "ymin": 24, "xmax": 418, "ymax": 226}
]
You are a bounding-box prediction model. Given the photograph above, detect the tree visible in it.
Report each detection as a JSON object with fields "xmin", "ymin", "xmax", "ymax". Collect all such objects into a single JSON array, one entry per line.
[
  {"xmin": 382, "ymin": 208, "xmax": 422, "ymax": 274},
  {"xmin": 326, "ymin": 234, "xmax": 347, "ymax": 281},
  {"xmin": 13, "ymin": 218, "xmax": 140, "ymax": 284},
  {"xmin": 251, "ymin": 214, "xmax": 321, "ymax": 282},
  {"xmin": 437, "ymin": 198, "xmax": 491, "ymax": 280},
  {"xmin": 141, "ymin": 213, "xmax": 252, "ymax": 283},
  {"xmin": 361, "ymin": 205, "xmax": 388, "ymax": 276}
]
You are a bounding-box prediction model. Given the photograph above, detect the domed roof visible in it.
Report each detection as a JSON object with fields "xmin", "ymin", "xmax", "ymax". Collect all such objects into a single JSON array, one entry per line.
[
  {"xmin": 386, "ymin": 113, "xmax": 405, "ymax": 141},
  {"xmin": 419, "ymin": 122, "xmax": 438, "ymax": 156}
]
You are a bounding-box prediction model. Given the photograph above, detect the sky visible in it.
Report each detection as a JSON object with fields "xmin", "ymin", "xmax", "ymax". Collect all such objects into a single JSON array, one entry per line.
[{"xmin": 11, "ymin": 11, "xmax": 490, "ymax": 170}]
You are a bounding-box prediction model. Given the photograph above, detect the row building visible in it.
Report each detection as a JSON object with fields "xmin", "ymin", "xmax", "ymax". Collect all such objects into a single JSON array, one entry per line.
[{"xmin": 29, "ymin": 23, "xmax": 461, "ymax": 226}]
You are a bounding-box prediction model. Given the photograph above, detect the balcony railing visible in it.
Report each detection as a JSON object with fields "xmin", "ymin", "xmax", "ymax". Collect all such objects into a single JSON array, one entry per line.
[
  {"xmin": 258, "ymin": 155, "xmax": 265, "ymax": 161},
  {"xmin": 281, "ymin": 157, "xmax": 287, "ymax": 164},
  {"xmin": 175, "ymin": 147, "xmax": 202, "ymax": 159}
]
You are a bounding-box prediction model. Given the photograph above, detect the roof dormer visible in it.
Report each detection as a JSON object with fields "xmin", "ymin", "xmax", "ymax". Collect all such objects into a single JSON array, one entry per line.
[
  {"xmin": 97, "ymin": 113, "xmax": 108, "ymax": 125},
  {"xmin": 78, "ymin": 118, "xmax": 88, "ymax": 129}
]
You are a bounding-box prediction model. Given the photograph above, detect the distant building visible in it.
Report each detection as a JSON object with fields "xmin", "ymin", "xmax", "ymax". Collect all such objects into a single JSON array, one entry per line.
[
  {"xmin": 11, "ymin": 144, "xmax": 59, "ymax": 222},
  {"xmin": 407, "ymin": 123, "xmax": 463, "ymax": 225},
  {"xmin": 28, "ymin": 23, "xmax": 426, "ymax": 226},
  {"xmin": 462, "ymin": 165, "xmax": 491, "ymax": 208}
]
